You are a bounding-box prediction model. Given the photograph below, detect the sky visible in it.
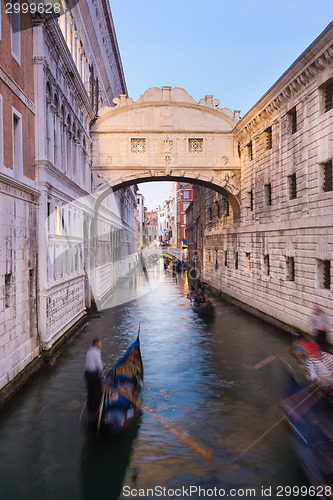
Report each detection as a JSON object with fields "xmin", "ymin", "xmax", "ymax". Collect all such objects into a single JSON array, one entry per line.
[{"xmin": 110, "ymin": 1, "xmax": 332, "ymax": 209}]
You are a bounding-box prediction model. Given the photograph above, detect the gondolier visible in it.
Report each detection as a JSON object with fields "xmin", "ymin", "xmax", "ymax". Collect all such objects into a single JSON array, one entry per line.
[{"xmin": 84, "ymin": 338, "xmax": 104, "ymax": 413}]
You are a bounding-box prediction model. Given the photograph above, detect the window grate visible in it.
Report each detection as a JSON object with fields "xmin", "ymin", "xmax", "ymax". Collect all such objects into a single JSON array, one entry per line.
[
  {"xmin": 247, "ymin": 141, "xmax": 253, "ymax": 161},
  {"xmin": 323, "ymin": 160, "xmax": 333, "ymax": 192},
  {"xmin": 188, "ymin": 138, "xmax": 203, "ymax": 153},
  {"xmin": 224, "ymin": 200, "xmax": 230, "ymax": 217},
  {"xmin": 286, "ymin": 256, "xmax": 295, "ymax": 281},
  {"xmin": 264, "ymin": 254, "xmax": 270, "ymax": 275},
  {"xmin": 234, "ymin": 251, "xmax": 239, "ymax": 270},
  {"xmin": 224, "ymin": 250, "xmax": 228, "ymax": 267},
  {"xmin": 289, "ymin": 107, "xmax": 297, "ymax": 134},
  {"xmin": 324, "ymin": 260, "xmax": 331, "ymax": 289},
  {"xmin": 248, "ymin": 190, "xmax": 254, "ymax": 211},
  {"xmin": 131, "ymin": 138, "xmax": 146, "ymax": 153},
  {"xmin": 325, "ymin": 83, "xmax": 333, "ymax": 113},
  {"xmin": 265, "ymin": 127, "xmax": 272, "ymax": 149}
]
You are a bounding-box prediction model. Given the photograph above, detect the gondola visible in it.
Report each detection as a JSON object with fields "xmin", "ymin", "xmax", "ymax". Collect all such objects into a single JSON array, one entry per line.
[
  {"xmin": 188, "ymin": 292, "xmax": 215, "ymax": 316},
  {"xmin": 80, "ymin": 334, "xmax": 144, "ymax": 437},
  {"xmin": 282, "ymin": 375, "xmax": 333, "ymax": 496}
]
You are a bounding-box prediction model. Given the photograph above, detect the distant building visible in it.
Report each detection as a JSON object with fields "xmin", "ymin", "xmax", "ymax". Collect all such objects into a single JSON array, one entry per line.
[
  {"xmin": 136, "ymin": 192, "xmax": 145, "ymax": 249},
  {"xmin": 146, "ymin": 210, "xmax": 159, "ymax": 246},
  {"xmin": 175, "ymin": 183, "xmax": 193, "ymax": 249}
]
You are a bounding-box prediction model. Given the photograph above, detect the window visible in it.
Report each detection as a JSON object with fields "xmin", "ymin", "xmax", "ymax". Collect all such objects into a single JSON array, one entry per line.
[
  {"xmin": 215, "ymin": 249, "xmax": 218, "ymax": 270},
  {"xmin": 288, "ymin": 107, "xmax": 297, "ymax": 134},
  {"xmin": 188, "ymin": 138, "xmax": 203, "ymax": 153},
  {"xmin": 137, "ymin": 198, "xmax": 140, "ymax": 204},
  {"xmin": 286, "ymin": 256, "xmax": 295, "ymax": 281},
  {"xmin": 11, "ymin": 1, "xmax": 21, "ymax": 64},
  {"xmin": 5, "ymin": 273, "xmax": 12, "ymax": 308},
  {"xmin": 224, "ymin": 250, "xmax": 228, "ymax": 267},
  {"xmin": 288, "ymin": 173, "xmax": 297, "ymax": 199},
  {"xmin": 0, "ymin": 95, "xmax": 3, "ymax": 169},
  {"xmin": 323, "ymin": 160, "xmax": 333, "ymax": 192},
  {"xmin": 131, "ymin": 138, "xmax": 146, "ymax": 153},
  {"xmin": 264, "ymin": 254, "xmax": 270, "ymax": 275},
  {"xmin": 54, "ymin": 205, "xmax": 60, "ymax": 235},
  {"xmin": 215, "ymin": 202, "xmax": 220, "ymax": 218},
  {"xmin": 265, "ymin": 127, "xmax": 272, "ymax": 150},
  {"xmin": 234, "ymin": 251, "xmax": 239, "ymax": 270},
  {"xmin": 248, "ymin": 190, "xmax": 254, "ymax": 211},
  {"xmin": 184, "ymin": 191, "xmax": 189, "ymax": 199},
  {"xmin": 265, "ymin": 183, "xmax": 272, "ymax": 206},
  {"xmin": 247, "ymin": 141, "xmax": 253, "ymax": 161},
  {"xmin": 324, "ymin": 82, "xmax": 333, "ymax": 113},
  {"xmin": 224, "ymin": 200, "xmax": 230, "ymax": 217},
  {"xmin": 317, "ymin": 260, "xmax": 331, "ymax": 290},
  {"xmin": 246, "ymin": 252, "xmax": 251, "ymax": 272},
  {"xmin": 209, "ymin": 208, "xmax": 212, "ymax": 220},
  {"xmin": 12, "ymin": 108, "xmax": 23, "ymax": 178},
  {"xmin": 208, "ymin": 250, "xmax": 211, "ymax": 263}
]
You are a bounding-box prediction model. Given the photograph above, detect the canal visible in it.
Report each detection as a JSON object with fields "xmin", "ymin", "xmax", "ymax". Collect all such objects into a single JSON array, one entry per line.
[{"xmin": 0, "ymin": 262, "xmax": 309, "ymax": 499}]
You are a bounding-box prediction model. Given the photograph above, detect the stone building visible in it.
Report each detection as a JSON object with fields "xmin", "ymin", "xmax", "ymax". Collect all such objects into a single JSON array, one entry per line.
[
  {"xmin": 0, "ymin": 1, "xmax": 137, "ymax": 392},
  {"xmin": 189, "ymin": 22, "xmax": 333, "ymax": 338},
  {"xmin": 0, "ymin": 2, "xmax": 39, "ymax": 389}
]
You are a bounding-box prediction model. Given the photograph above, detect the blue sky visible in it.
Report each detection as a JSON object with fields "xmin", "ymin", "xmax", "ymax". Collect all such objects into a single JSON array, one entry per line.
[{"xmin": 110, "ymin": 1, "xmax": 332, "ymax": 209}]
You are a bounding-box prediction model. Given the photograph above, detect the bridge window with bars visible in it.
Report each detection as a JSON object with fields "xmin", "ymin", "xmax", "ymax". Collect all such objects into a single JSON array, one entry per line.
[
  {"xmin": 234, "ymin": 251, "xmax": 239, "ymax": 270},
  {"xmin": 323, "ymin": 159, "xmax": 333, "ymax": 192},
  {"xmin": 131, "ymin": 138, "xmax": 146, "ymax": 153},
  {"xmin": 188, "ymin": 138, "xmax": 203, "ymax": 153},
  {"xmin": 264, "ymin": 254, "xmax": 270, "ymax": 275},
  {"xmin": 248, "ymin": 190, "xmax": 254, "ymax": 211}
]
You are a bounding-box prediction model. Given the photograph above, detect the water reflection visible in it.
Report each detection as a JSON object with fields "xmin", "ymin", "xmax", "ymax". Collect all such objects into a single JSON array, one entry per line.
[{"xmin": 80, "ymin": 420, "xmax": 140, "ymax": 500}]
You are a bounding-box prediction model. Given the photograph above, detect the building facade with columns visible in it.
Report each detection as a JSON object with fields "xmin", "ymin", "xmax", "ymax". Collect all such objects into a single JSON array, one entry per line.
[
  {"xmin": 0, "ymin": 2, "xmax": 39, "ymax": 390},
  {"xmin": 0, "ymin": 1, "xmax": 137, "ymax": 392},
  {"xmin": 190, "ymin": 23, "xmax": 333, "ymax": 338}
]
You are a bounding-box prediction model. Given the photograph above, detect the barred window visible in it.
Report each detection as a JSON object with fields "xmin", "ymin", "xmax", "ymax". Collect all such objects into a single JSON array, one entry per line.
[
  {"xmin": 286, "ymin": 256, "xmax": 295, "ymax": 281},
  {"xmin": 288, "ymin": 107, "xmax": 297, "ymax": 134},
  {"xmin": 323, "ymin": 160, "xmax": 333, "ymax": 192},
  {"xmin": 234, "ymin": 251, "xmax": 239, "ymax": 270},
  {"xmin": 224, "ymin": 200, "xmax": 230, "ymax": 217},
  {"xmin": 246, "ymin": 252, "xmax": 251, "ymax": 272},
  {"xmin": 224, "ymin": 250, "xmax": 228, "ymax": 267},
  {"xmin": 265, "ymin": 183, "xmax": 272, "ymax": 206},
  {"xmin": 131, "ymin": 138, "xmax": 146, "ymax": 153},
  {"xmin": 248, "ymin": 190, "xmax": 254, "ymax": 211},
  {"xmin": 247, "ymin": 141, "xmax": 253, "ymax": 161},
  {"xmin": 317, "ymin": 260, "xmax": 331, "ymax": 289},
  {"xmin": 215, "ymin": 201, "xmax": 220, "ymax": 218},
  {"xmin": 265, "ymin": 127, "xmax": 272, "ymax": 150},
  {"xmin": 264, "ymin": 254, "xmax": 270, "ymax": 275},
  {"xmin": 188, "ymin": 138, "xmax": 203, "ymax": 153},
  {"xmin": 324, "ymin": 82, "xmax": 333, "ymax": 113},
  {"xmin": 5, "ymin": 273, "xmax": 12, "ymax": 308},
  {"xmin": 288, "ymin": 173, "xmax": 297, "ymax": 199}
]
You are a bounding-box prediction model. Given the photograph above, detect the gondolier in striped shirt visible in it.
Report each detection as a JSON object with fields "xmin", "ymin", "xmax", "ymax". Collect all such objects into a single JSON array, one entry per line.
[{"xmin": 84, "ymin": 338, "xmax": 104, "ymax": 413}]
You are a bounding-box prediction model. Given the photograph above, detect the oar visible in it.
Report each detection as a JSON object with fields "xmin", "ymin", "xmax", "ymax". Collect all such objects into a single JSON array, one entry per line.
[
  {"xmin": 249, "ymin": 345, "xmax": 291, "ymax": 370},
  {"xmin": 117, "ymin": 386, "xmax": 213, "ymax": 463},
  {"xmin": 236, "ymin": 383, "xmax": 321, "ymax": 460}
]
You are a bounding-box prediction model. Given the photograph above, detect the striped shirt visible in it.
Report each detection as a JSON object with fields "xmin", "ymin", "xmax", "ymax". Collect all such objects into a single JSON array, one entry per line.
[{"xmin": 305, "ymin": 352, "xmax": 333, "ymax": 386}]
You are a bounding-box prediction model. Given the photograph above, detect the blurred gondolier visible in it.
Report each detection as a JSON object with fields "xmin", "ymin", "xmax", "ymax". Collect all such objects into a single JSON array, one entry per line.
[
  {"xmin": 311, "ymin": 305, "xmax": 329, "ymax": 352},
  {"xmin": 85, "ymin": 338, "xmax": 104, "ymax": 412}
]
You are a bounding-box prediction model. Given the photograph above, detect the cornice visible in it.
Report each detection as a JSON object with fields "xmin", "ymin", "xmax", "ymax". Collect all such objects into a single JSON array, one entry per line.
[
  {"xmin": 0, "ymin": 67, "xmax": 35, "ymax": 114},
  {"xmin": 234, "ymin": 22, "xmax": 333, "ymax": 143}
]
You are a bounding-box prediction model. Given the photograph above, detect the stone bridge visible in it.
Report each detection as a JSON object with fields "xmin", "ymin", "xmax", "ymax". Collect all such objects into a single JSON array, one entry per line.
[{"xmin": 91, "ymin": 86, "xmax": 241, "ymax": 218}]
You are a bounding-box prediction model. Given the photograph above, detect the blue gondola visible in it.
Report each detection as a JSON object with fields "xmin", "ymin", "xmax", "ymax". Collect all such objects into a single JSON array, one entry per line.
[
  {"xmin": 80, "ymin": 335, "xmax": 144, "ymax": 437},
  {"xmin": 282, "ymin": 375, "xmax": 333, "ymax": 497}
]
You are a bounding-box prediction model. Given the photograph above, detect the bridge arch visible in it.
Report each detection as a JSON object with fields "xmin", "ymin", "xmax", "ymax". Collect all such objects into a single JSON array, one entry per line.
[{"xmin": 91, "ymin": 86, "xmax": 242, "ymax": 219}]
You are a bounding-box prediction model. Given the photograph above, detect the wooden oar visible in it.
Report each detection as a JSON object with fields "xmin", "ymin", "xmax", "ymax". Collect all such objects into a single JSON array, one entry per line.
[
  {"xmin": 117, "ymin": 386, "xmax": 213, "ymax": 463},
  {"xmin": 249, "ymin": 345, "xmax": 291, "ymax": 370},
  {"xmin": 236, "ymin": 383, "xmax": 321, "ymax": 460}
]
